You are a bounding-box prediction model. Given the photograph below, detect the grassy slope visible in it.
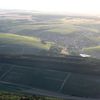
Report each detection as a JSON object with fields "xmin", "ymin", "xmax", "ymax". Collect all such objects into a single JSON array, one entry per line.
[
  {"xmin": 1, "ymin": 17, "xmax": 100, "ymax": 37},
  {"xmin": 9, "ymin": 23, "xmax": 77, "ymax": 35},
  {"xmin": 11, "ymin": 19, "xmax": 100, "ymax": 37},
  {"xmin": 82, "ymin": 46, "xmax": 100, "ymax": 59},
  {"xmin": 83, "ymin": 46, "xmax": 100, "ymax": 53},
  {"xmin": 0, "ymin": 33, "xmax": 52, "ymax": 50},
  {"xmin": 7, "ymin": 19, "xmax": 78, "ymax": 35}
]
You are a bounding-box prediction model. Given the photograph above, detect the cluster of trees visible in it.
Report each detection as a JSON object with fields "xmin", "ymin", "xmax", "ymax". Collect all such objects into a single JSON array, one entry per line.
[{"xmin": 0, "ymin": 92, "xmax": 62, "ymax": 100}]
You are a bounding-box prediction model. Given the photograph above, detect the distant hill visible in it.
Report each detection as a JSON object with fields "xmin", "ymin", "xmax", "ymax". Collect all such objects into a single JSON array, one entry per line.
[{"xmin": 0, "ymin": 10, "xmax": 99, "ymax": 59}]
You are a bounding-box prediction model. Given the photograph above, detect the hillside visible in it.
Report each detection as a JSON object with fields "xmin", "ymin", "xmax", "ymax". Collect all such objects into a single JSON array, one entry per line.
[
  {"xmin": 0, "ymin": 13, "xmax": 100, "ymax": 58},
  {"xmin": 0, "ymin": 9, "xmax": 100, "ymax": 100},
  {"xmin": 0, "ymin": 33, "xmax": 52, "ymax": 55},
  {"xmin": 83, "ymin": 46, "xmax": 100, "ymax": 59}
]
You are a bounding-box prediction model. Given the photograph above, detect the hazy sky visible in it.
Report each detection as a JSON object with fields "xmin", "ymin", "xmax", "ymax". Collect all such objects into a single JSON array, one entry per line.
[{"xmin": 0, "ymin": 0, "xmax": 100, "ymax": 15}]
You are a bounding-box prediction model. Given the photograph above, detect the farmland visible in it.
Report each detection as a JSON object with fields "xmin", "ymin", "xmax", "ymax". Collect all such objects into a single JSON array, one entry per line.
[
  {"xmin": 83, "ymin": 46, "xmax": 100, "ymax": 59},
  {"xmin": 0, "ymin": 10, "xmax": 99, "ymax": 58},
  {"xmin": 0, "ymin": 33, "xmax": 53, "ymax": 55},
  {"xmin": 0, "ymin": 9, "xmax": 100, "ymax": 100},
  {"xmin": 0, "ymin": 55, "xmax": 100, "ymax": 99}
]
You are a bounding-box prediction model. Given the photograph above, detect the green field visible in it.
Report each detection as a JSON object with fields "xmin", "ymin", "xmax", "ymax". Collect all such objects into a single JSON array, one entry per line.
[
  {"xmin": 82, "ymin": 46, "xmax": 100, "ymax": 59},
  {"xmin": 45, "ymin": 24, "xmax": 78, "ymax": 34},
  {"xmin": 0, "ymin": 33, "xmax": 52, "ymax": 50},
  {"xmin": 83, "ymin": 46, "xmax": 100, "ymax": 53}
]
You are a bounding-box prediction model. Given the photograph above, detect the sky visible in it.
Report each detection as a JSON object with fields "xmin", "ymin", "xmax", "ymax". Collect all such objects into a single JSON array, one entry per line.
[{"xmin": 0, "ymin": 0, "xmax": 100, "ymax": 15}]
